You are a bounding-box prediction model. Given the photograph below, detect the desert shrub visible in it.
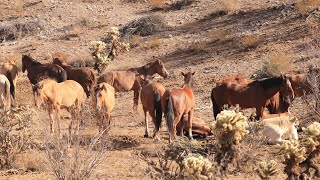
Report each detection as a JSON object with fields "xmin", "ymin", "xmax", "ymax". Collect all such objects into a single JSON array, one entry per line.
[
  {"xmin": 189, "ymin": 41, "xmax": 207, "ymax": 54},
  {"xmin": 256, "ymin": 160, "xmax": 278, "ymax": 180},
  {"xmin": 120, "ymin": 15, "xmax": 168, "ymax": 37},
  {"xmin": 90, "ymin": 27, "xmax": 130, "ymax": 73},
  {"xmin": 130, "ymin": 34, "xmax": 143, "ymax": 47},
  {"xmin": 0, "ymin": 20, "xmax": 47, "ymax": 42},
  {"xmin": 142, "ymin": 137, "xmax": 208, "ymax": 179},
  {"xmin": 0, "ymin": 106, "xmax": 41, "ymax": 169},
  {"xmin": 252, "ymin": 51, "xmax": 293, "ymax": 79},
  {"xmin": 167, "ymin": 0, "xmax": 195, "ymax": 11},
  {"xmin": 45, "ymin": 130, "xmax": 108, "ymax": 180},
  {"xmin": 211, "ymin": 108, "xmax": 249, "ymax": 175}
]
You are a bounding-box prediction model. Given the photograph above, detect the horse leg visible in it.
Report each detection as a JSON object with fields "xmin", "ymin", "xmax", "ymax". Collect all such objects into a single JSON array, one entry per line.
[
  {"xmin": 176, "ymin": 117, "xmax": 184, "ymax": 137},
  {"xmin": 133, "ymin": 85, "xmax": 141, "ymax": 111},
  {"xmin": 55, "ymin": 107, "xmax": 61, "ymax": 137},
  {"xmin": 149, "ymin": 110, "xmax": 160, "ymax": 140},
  {"xmin": 46, "ymin": 106, "xmax": 55, "ymax": 133},
  {"xmin": 256, "ymin": 106, "xmax": 264, "ymax": 120},
  {"xmin": 172, "ymin": 113, "xmax": 183, "ymax": 141},
  {"xmin": 143, "ymin": 108, "xmax": 149, "ymax": 138},
  {"xmin": 187, "ymin": 109, "xmax": 194, "ymax": 140}
]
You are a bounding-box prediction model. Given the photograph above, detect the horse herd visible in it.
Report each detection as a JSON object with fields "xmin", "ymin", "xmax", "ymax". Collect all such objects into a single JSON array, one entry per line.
[{"xmin": 0, "ymin": 54, "xmax": 316, "ymax": 143}]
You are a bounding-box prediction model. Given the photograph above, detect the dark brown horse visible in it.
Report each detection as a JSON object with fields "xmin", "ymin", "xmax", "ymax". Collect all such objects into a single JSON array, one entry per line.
[
  {"xmin": 128, "ymin": 60, "xmax": 169, "ymax": 78},
  {"xmin": 211, "ymin": 75, "xmax": 294, "ymax": 120},
  {"xmin": 52, "ymin": 57, "xmax": 96, "ymax": 97},
  {"xmin": 22, "ymin": 54, "xmax": 67, "ymax": 85},
  {"xmin": 140, "ymin": 81, "xmax": 166, "ymax": 139},
  {"xmin": 97, "ymin": 60, "xmax": 169, "ymax": 109},
  {"xmin": 218, "ymin": 76, "xmax": 290, "ymax": 114},
  {"xmin": 161, "ymin": 72, "xmax": 195, "ymax": 142}
]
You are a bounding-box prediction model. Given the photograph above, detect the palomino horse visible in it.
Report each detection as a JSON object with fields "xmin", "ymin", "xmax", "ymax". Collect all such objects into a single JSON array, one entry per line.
[
  {"xmin": 0, "ymin": 75, "xmax": 11, "ymax": 112},
  {"xmin": 33, "ymin": 79, "xmax": 86, "ymax": 135},
  {"xmin": 161, "ymin": 72, "xmax": 195, "ymax": 142},
  {"xmin": 95, "ymin": 83, "xmax": 115, "ymax": 132},
  {"xmin": 53, "ymin": 57, "xmax": 96, "ymax": 97},
  {"xmin": 211, "ymin": 75, "xmax": 294, "ymax": 120},
  {"xmin": 140, "ymin": 81, "xmax": 166, "ymax": 139},
  {"xmin": 97, "ymin": 60, "xmax": 169, "ymax": 110},
  {"xmin": 0, "ymin": 62, "xmax": 18, "ymax": 100},
  {"xmin": 217, "ymin": 76, "xmax": 290, "ymax": 114},
  {"xmin": 22, "ymin": 54, "xmax": 67, "ymax": 85},
  {"xmin": 128, "ymin": 60, "xmax": 169, "ymax": 78}
]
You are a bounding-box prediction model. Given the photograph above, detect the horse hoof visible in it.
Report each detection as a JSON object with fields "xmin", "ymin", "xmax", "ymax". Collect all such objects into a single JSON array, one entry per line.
[{"xmin": 144, "ymin": 134, "xmax": 149, "ymax": 138}]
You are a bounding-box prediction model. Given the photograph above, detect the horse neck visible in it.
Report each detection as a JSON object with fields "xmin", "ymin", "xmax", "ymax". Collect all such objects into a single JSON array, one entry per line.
[{"xmin": 258, "ymin": 77, "xmax": 282, "ymax": 99}]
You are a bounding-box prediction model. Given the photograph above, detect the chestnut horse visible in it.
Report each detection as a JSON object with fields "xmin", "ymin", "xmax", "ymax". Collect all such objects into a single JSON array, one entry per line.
[
  {"xmin": 140, "ymin": 81, "xmax": 166, "ymax": 139},
  {"xmin": 128, "ymin": 60, "xmax": 169, "ymax": 78},
  {"xmin": 287, "ymin": 73, "xmax": 312, "ymax": 97},
  {"xmin": 0, "ymin": 75, "xmax": 11, "ymax": 112},
  {"xmin": 217, "ymin": 76, "xmax": 290, "ymax": 114},
  {"xmin": 177, "ymin": 116, "xmax": 212, "ymax": 137},
  {"xmin": 211, "ymin": 75, "xmax": 294, "ymax": 120},
  {"xmin": 53, "ymin": 57, "xmax": 96, "ymax": 97},
  {"xmin": 22, "ymin": 54, "xmax": 67, "ymax": 85},
  {"xmin": 95, "ymin": 83, "xmax": 116, "ymax": 132},
  {"xmin": 33, "ymin": 79, "xmax": 86, "ymax": 136},
  {"xmin": 0, "ymin": 62, "xmax": 18, "ymax": 100},
  {"xmin": 161, "ymin": 72, "xmax": 195, "ymax": 142}
]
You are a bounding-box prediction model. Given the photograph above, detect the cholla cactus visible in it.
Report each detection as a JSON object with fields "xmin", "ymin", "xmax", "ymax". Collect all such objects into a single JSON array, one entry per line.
[
  {"xmin": 256, "ymin": 160, "xmax": 278, "ymax": 180},
  {"xmin": 279, "ymin": 140, "xmax": 306, "ymax": 163},
  {"xmin": 183, "ymin": 155, "xmax": 214, "ymax": 180},
  {"xmin": 90, "ymin": 27, "xmax": 130, "ymax": 73},
  {"xmin": 90, "ymin": 40, "xmax": 110, "ymax": 72},
  {"xmin": 105, "ymin": 27, "xmax": 130, "ymax": 59},
  {"xmin": 212, "ymin": 109, "xmax": 249, "ymax": 145},
  {"xmin": 303, "ymin": 122, "xmax": 320, "ymax": 151}
]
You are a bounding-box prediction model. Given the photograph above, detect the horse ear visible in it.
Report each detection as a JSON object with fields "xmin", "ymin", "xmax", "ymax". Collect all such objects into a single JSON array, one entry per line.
[
  {"xmin": 181, "ymin": 72, "xmax": 185, "ymax": 77},
  {"xmin": 192, "ymin": 72, "xmax": 195, "ymax": 76}
]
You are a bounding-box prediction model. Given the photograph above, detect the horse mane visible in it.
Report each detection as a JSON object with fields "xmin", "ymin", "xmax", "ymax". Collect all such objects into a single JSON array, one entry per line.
[
  {"xmin": 256, "ymin": 76, "xmax": 282, "ymax": 90},
  {"xmin": 23, "ymin": 55, "xmax": 42, "ymax": 65}
]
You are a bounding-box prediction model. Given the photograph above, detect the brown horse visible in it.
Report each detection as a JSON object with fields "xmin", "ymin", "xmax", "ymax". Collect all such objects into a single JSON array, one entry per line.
[
  {"xmin": 33, "ymin": 79, "xmax": 86, "ymax": 135},
  {"xmin": 218, "ymin": 76, "xmax": 290, "ymax": 114},
  {"xmin": 95, "ymin": 83, "xmax": 116, "ymax": 132},
  {"xmin": 211, "ymin": 75, "xmax": 294, "ymax": 120},
  {"xmin": 97, "ymin": 60, "xmax": 169, "ymax": 109},
  {"xmin": 140, "ymin": 81, "xmax": 166, "ymax": 139},
  {"xmin": 22, "ymin": 54, "xmax": 67, "ymax": 85},
  {"xmin": 161, "ymin": 72, "xmax": 195, "ymax": 142},
  {"xmin": 0, "ymin": 62, "xmax": 18, "ymax": 100},
  {"xmin": 52, "ymin": 57, "xmax": 96, "ymax": 97},
  {"xmin": 177, "ymin": 116, "xmax": 212, "ymax": 137},
  {"xmin": 128, "ymin": 60, "xmax": 169, "ymax": 78},
  {"xmin": 287, "ymin": 74, "xmax": 312, "ymax": 97}
]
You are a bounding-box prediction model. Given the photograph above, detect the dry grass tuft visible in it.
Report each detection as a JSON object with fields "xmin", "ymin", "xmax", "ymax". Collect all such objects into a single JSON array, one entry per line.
[
  {"xmin": 206, "ymin": 29, "xmax": 229, "ymax": 40},
  {"xmin": 189, "ymin": 41, "xmax": 207, "ymax": 54},
  {"xmin": 253, "ymin": 51, "xmax": 293, "ymax": 79},
  {"xmin": 130, "ymin": 34, "xmax": 143, "ymax": 47},
  {"xmin": 217, "ymin": 0, "xmax": 241, "ymax": 14},
  {"xmin": 145, "ymin": 37, "xmax": 161, "ymax": 49},
  {"xmin": 242, "ymin": 34, "xmax": 261, "ymax": 50},
  {"xmin": 295, "ymin": 0, "xmax": 320, "ymax": 15},
  {"xmin": 149, "ymin": 0, "xmax": 167, "ymax": 10}
]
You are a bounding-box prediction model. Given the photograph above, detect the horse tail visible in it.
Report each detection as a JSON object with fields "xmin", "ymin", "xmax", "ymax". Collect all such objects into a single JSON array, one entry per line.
[
  {"xmin": 5, "ymin": 72, "xmax": 15, "ymax": 99},
  {"xmin": 154, "ymin": 90, "xmax": 162, "ymax": 130},
  {"xmin": 211, "ymin": 88, "xmax": 219, "ymax": 120},
  {"xmin": 165, "ymin": 96, "xmax": 174, "ymax": 137}
]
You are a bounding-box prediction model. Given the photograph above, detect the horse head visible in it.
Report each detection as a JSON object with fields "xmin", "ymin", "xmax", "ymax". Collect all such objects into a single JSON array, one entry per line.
[
  {"xmin": 279, "ymin": 74, "xmax": 295, "ymax": 100},
  {"xmin": 181, "ymin": 71, "xmax": 195, "ymax": 88},
  {"xmin": 95, "ymin": 83, "xmax": 107, "ymax": 111},
  {"xmin": 155, "ymin": 60, "xmax": 169, "ymax": 78}
]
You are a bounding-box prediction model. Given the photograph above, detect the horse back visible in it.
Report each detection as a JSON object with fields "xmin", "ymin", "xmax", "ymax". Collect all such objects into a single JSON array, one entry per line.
[
  {"xmin": 166, "ymin": 87, "xmax": 194, "ymax": 114},
  {"xmin": 99, "ymin": 71, "xmax": 136, "ymax": 92},
  {"xmin": 141, "ymin": 82, "xmax": 165, "ymax": 110}
]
